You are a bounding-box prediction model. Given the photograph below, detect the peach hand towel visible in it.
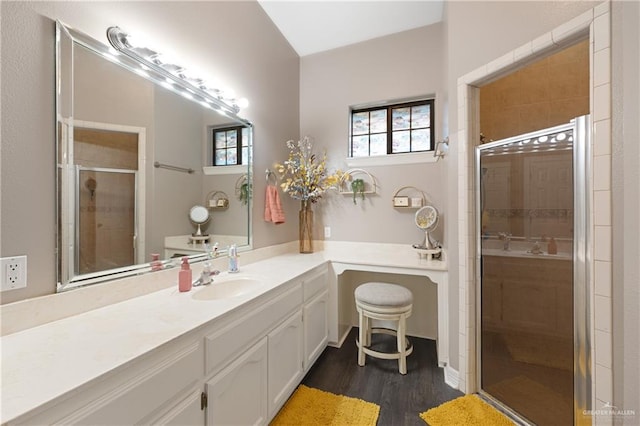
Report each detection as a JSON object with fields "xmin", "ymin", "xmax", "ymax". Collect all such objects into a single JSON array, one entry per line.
[{"xmin": 264, "ymin": 185, "xmax": 286, "ymax": 224}]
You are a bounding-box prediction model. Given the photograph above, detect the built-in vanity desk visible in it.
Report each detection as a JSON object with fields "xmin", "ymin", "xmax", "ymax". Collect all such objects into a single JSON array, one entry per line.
[
  {"xmin": 0, "ymin": 242, "xmax": 447, "ymax": 425},
  {"xmin": 321, "ymin": 242, "xmax": 448, "ymax": 366}
]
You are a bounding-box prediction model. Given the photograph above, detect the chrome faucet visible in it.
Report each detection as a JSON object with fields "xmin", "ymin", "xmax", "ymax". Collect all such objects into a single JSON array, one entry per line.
[
  {"xmin": 192, "ymin": 242, "xmax": 222, "ymax": 287},
  {"xmin": 498, "ymin": 232, "xmax": 512, "ymax": 251},
  {"xmin": 530, "ymin": 241, "xmax": 543, "ymax": 254},
  {"xmin": 192, "ymin": 268, "xmax": 220, "ymax": 287}
]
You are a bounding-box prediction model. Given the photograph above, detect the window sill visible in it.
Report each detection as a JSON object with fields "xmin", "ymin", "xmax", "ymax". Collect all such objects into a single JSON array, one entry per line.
[
  {"xmin": 346, "ymin": 152, "xmax": 438, "ymax": 167},
  {"xmin": 202, "ymin": 165, "xmax": 248, "ymax": 175}
]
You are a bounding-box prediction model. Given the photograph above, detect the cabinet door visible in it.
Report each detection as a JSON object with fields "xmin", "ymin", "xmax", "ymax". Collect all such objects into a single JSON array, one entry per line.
[
  {"xmin": 268, "ymin": 310, "xmax": 304, "ymax": 416},
  {"xmin": 303, "ymin": 290, "xmax": 328, "ymax": 370},
  {"xmin": 206, "ymin": 337, "xmax": 268, "ymax": 426}
]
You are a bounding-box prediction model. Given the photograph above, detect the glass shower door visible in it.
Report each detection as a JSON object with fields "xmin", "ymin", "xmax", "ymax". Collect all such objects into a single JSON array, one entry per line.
[
  {"xmin": 77, "ymin": 167, "xmax": 136, "ymax": 275},
  {"xmin": 477, "ymin": 118, "xmax": 588, "ymax": 425}
]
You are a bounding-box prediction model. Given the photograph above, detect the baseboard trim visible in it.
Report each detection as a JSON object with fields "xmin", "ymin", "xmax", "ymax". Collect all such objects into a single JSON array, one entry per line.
[{"xmin": 444, "ymin": 365, "xmax": 459, "ymax": 389}]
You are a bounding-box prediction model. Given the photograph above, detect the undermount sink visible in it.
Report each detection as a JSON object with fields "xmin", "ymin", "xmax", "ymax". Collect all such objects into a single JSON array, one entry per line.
[{"xmin": 191, "ymin": 276, "xmax": 264, "ymax": 301}]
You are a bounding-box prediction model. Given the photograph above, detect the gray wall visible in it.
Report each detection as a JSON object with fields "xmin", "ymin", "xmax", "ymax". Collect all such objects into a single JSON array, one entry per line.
[
  {"xmin": 151, "ymin": 87, "xmax": 203, "ymax": 256},
  {"xmin": 201, "ymin": 173, "xmax": 249, "ymax": 239},
  {"xmin": 0, "ymin": 1, "xmax": 300, "ymax": 303},
  {"xmin": 299, "ymin": 24, "xmax": 447, "ymax": 245},
  {"xmin": 612, "ymin": 0, "xmax": 640, "ymax": 419}
]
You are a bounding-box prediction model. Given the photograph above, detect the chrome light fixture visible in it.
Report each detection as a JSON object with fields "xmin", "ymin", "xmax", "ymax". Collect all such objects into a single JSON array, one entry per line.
[
  {"xmin": 106, "ymin": 26, "xmax": 248, "ymax": 116},
  {"xmin": 433, "ymin": 137, "xmax": 450, "ymax": 160}
]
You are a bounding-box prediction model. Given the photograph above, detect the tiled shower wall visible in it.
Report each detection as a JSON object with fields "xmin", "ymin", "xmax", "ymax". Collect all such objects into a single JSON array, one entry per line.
[
  {"xmin": 456, "ymin": 1, "xmax": 612, "ymax": 423},
  {"xmin": 480, "ymin": 40, "xmax": 590, "ymax": 142}
]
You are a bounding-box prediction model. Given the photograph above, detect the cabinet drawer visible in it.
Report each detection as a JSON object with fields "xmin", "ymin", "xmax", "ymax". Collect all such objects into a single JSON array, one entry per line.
[
  {"xmin": 303, "ymin": 265, "xmax": 328, "ymax": 302},
  {"xmin": 205, "ymin": 284, "xmax": 302, "ymax": 376},
  {"xmin": 60, "ymin": 341, "xmax": 203, "ymax": 425}
]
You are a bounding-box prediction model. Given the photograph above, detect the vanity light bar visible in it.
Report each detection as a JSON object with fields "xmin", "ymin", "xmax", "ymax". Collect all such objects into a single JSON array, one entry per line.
[{"xmin": 106, "ymin": 26, "xmax": 248, "ymax": 117}]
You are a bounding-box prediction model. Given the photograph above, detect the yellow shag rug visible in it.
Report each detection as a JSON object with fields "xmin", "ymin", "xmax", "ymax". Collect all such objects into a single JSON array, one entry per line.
[
  {"xmin": 270, "ymin": 385, "xmax": 380, "ymax": 426},
  {"xmin": 419, "ymin": 395, "xmax": 513, "ymax": 426}
]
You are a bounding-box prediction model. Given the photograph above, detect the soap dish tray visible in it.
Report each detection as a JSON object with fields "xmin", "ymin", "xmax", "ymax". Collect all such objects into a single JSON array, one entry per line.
[{"xmin": 412, "ymin": 245, "xmax": 442, "ymax": 260}]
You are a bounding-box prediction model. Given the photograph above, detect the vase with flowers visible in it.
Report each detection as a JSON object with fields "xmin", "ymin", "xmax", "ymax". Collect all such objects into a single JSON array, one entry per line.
[{"xmin": 277, "ymin": 136, "xmax": 344, "ymax": 253}]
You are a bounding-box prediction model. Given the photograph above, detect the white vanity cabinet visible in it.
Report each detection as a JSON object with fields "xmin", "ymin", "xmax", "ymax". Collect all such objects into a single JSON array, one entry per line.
[
  {"xmin": 5, "ymin": 263, "xmax": 329, "ymax": 426},
  {"xmin": 16, "ymin": 338, "xmax": 205, "ymax": 426},
  {"xmin": 203, "ymin": 283, "xmax": 301, "ymax": 426},
  {"xmin": 203, "ymin": 265, "xmax": 328, "ymax": 425}
]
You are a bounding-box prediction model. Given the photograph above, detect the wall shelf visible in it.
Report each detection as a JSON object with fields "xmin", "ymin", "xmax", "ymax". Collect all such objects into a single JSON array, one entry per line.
[
  {"xmin": 203, "ymin": 165, "xmax": 247, "ymax": 176},
  {"xmin": 392, "ymin": 186, "xmax": 427, "ymax": 209},
  {"xmin": 206, "ymin": 190, "xmax": 230, "ymax": 210},
  {"xmin": 338, "ymin": 169, "xmax": 377, "ymax": 204}
]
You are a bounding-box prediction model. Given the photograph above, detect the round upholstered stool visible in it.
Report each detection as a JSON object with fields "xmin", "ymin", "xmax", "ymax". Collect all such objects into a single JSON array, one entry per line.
[{"xmin": 354, "ymin": 282, "xmax": 413, "ymax": 374}]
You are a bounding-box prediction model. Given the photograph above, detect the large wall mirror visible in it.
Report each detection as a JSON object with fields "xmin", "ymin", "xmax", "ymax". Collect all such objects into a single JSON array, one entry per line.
[{"xmin": 56, "ymin": 21, "xmax": 253, "ymax": 291}]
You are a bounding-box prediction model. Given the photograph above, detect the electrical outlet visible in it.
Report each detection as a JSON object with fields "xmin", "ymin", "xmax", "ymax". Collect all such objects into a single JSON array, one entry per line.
[
  {"xmin": 324, "ymin": 226, "xmax": 331, "ymax": 238},
  {"xmin": 1, "ymin": 256, "xmax": 27, "ymax": 291}
]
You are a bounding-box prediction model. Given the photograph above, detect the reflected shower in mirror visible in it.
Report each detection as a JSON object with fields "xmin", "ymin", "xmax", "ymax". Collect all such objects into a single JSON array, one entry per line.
[
  {"xmin": 479, "ymin": 123, "xmax": 574, "ymax": 242},
  {"xmin": 56, "ymin": 21, "xmax": 253, "ymax": 291}
]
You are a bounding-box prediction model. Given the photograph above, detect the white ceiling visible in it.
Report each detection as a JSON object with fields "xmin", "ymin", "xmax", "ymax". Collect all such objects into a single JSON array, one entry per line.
[{"xmin": 257, "ymin": 1, "xmax": 444, "ymax": 57}]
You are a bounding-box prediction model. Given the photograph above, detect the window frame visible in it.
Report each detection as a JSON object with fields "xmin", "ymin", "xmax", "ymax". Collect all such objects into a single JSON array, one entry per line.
[{"xmin": 349, "ymin": 99, "xmax": 435, "ymax": 158}]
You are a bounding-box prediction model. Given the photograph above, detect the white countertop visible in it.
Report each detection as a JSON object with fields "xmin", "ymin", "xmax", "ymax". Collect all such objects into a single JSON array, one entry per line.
[{"xmin": 0, "ymin": 242, "xmax": 446, "ymax": 424}]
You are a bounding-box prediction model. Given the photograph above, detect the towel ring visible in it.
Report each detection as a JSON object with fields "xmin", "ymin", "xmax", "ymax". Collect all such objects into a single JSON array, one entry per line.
[{"xmin": 266, "ymin": 169, "xmax": 277, "ymax": 185}]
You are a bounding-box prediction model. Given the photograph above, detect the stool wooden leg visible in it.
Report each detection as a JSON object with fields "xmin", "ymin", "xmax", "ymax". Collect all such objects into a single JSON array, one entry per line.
[
  {"xmin": 358, "ymin": 310, "xmax": 366, "ymax": 366},
  {"xmin": 364, "ymin": 316, "xmax": 371, "ymax": 347},
  {"xmin": 398, "ymin": 314, "xmax": 407, "ymax": 375}
]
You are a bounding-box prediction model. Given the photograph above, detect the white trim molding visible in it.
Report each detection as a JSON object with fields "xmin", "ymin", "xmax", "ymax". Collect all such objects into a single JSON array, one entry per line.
[
  {"xmin": 444, "ymin": 365, "xmax": 459, "ymax": 390},
  {"xmin": 346, "ymin": 152, "xmax": 438, "ymax": 168}
]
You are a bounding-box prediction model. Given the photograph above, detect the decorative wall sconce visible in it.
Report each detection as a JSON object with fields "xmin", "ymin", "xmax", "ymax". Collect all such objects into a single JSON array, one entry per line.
[
  {"xmin": 433, "ymin": 137, "xmax": 450, "ymax": 160},
  {"xmin": 106, "ymin": 26, "xmax": 248, "ymax": 117}
]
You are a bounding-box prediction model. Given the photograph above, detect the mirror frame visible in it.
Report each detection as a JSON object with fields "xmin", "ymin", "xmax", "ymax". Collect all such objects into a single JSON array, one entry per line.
[{"xmin": 55, "ymin": 21, "xmax": 253, "ymax": 291}]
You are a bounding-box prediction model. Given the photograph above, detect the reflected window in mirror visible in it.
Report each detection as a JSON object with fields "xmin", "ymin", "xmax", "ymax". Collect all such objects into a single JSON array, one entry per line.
[{"xmin": 212, "ymin": 125, "xmax": 250, "ymax": 166}]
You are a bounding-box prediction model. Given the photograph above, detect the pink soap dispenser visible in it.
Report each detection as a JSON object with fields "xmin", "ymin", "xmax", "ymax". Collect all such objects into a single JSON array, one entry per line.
[
  {"xmin": 151, "ymin": 253, "xmax": 163, "ymax": 271},
  {"xmin": 178, "ymin": 257, "xmax": 192, "ymax": 292}
]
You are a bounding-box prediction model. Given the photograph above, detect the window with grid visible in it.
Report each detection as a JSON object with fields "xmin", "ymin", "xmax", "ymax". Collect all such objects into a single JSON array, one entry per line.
[
  {"xmin": 212, "ymin": 126, "xmax": 249, "ymax": 166},
  {"xmin": 350, "ymin": 100, "xmax": 434, "ymax": 157}
]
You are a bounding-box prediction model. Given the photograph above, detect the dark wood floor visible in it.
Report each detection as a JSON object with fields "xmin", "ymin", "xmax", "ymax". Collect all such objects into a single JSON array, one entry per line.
[{"xmin": 301, "ymin": 328, "xmax": 462, "ymax": 426}]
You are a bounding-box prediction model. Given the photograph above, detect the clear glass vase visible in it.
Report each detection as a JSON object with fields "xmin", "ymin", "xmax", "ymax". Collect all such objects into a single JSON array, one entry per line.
[{"xmin": 299, "ymin": 200, "xmax": 313, "ymax": 253}]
